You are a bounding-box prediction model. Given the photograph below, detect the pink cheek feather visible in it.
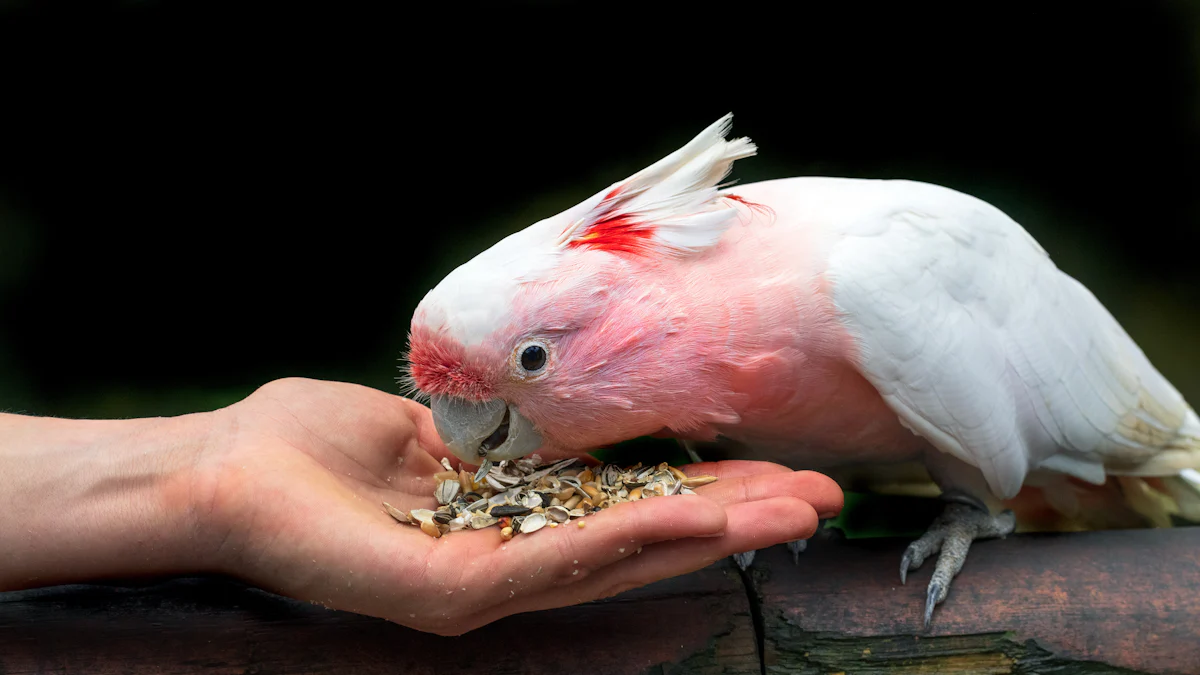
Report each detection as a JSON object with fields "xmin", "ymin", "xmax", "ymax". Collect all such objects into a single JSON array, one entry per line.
[
  {"xmin": 497, "ymin": 255, "xmax": 749, "ymax": 451},
  {"xmin": 405, "ymin": 325, "xmax": 505, "ymax": 401}
]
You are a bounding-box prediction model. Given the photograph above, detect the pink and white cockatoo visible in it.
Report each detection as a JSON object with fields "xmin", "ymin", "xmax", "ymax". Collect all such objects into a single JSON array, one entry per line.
[{"xmin": 405, "ymin": 115, "xmax": 1200, "ymax": 625}]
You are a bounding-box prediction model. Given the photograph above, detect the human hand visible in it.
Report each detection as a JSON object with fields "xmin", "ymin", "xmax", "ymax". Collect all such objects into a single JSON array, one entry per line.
[{"xmin": 194, "ymin": 378, "xmax": 843, "ymax": 635}]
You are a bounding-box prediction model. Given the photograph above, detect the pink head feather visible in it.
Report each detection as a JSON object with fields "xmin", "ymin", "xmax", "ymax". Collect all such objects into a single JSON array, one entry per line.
[{"xmin": 406, "ymin": 115, "xmax": 776, "ymax": 451}]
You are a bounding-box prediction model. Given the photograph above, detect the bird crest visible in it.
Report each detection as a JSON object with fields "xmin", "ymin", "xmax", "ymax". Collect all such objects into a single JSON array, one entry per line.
[{"xmin": 555, "ymin": 113, "xmax": 758, "ymax": 257}]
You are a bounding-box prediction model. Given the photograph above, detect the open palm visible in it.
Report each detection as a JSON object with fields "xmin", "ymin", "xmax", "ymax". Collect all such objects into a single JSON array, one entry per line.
[{"xmin": 195, "ymin": 378, "xmax": 841, "ymax": 635}]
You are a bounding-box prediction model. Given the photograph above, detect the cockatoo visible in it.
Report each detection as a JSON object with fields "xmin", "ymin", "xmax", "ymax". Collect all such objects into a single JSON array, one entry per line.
[{"xmin": 404, "ymin": 115, "xmax": 1200, "ymax": 626}]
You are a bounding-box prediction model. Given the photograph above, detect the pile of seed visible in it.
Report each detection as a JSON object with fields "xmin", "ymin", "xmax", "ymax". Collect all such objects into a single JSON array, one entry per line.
[{"xmin": 384, "ymin": 455, "xmax": 717, "ymax": 540}]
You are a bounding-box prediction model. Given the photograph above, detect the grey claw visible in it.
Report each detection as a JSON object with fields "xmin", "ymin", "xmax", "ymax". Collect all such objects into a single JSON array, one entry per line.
[
  {"xmin": 732, "ymin": 550, "xmax": 756, "ymax": 571},
  {"xmin": 787, "ymin": 539, "xmax": 807, "ymax": 566},
  {"xmin": 902, "ymin": 499, "xmax": 1014, "ymax": 629},
  {"xmin": 924, "ymin": 580, "xmax": 941, "ymax": 629},
  {"xmin": 822, "ymin": 525, "xmax": 846, "ymax": 541}
]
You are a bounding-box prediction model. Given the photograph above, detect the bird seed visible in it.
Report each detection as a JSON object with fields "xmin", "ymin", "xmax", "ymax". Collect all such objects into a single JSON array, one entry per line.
[{"xmin": 383, "ymin": 455, "xmax": 716, "ymax": 539}]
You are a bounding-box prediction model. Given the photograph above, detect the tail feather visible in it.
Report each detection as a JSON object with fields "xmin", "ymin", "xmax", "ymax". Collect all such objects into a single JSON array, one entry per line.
[
  {"xmin": 1007, "ymin": 471, "xmax": 1200, "ymax": 532},
  {"xmin": 1105, "ymin": 408, "xmax": 1200, "ymax": 477},
  {"xmin": 1115, "ymin": 476, "xmax": 1181, "ymax": 528},
  {"xmin": 1161, "ymin": 472, "xmax": 1200, "ymax": 522}
]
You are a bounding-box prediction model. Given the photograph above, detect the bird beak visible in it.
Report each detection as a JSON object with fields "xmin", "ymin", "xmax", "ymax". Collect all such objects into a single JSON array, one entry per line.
[{"xmin": 430, "ymin": 395, "xmax": 544, "ymax": 464}]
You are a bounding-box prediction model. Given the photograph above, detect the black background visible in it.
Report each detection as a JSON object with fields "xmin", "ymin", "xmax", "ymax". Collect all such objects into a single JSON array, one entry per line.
[{"xmin": 0, "ymin": 1, "xmax": 1197, "ymax": 418}]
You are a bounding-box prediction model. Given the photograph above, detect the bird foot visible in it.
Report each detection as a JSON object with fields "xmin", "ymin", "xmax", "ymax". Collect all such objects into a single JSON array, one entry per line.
[
  {"xmin": 732, "ymin": 550, "xmax": 756, "ymax": 571},
  {"xmin": 899, "ymin": 499, "xmax": 1015, "ymax": 629},
  {"xmin": 786, "ymin": 539, "xmax": 807, "ymax": 565},
  {"xmin": 814, "ymin": 518, "xmax": 844, "ymax": 542},
  {"xmin": 785, "ymin": 517, "xmax": 843, "ymax": 565}
]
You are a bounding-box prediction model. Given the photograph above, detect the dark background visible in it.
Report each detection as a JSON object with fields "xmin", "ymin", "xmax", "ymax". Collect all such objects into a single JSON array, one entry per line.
[{"xmin": 0, "ymin": 0, "xmax": 1197, "ymax": 422}]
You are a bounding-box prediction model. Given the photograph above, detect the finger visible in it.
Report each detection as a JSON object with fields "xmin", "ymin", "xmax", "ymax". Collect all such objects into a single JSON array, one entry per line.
[
  {"xmin": 475, "ymin": 496, "xmax": 819, "ymax": 626},
  {"xmin": 690, "ymin": 469, "xmax": 844, "ymax": 519},
  {"xmin": 564, "ymin": 496, "xmax": 820, "ymax": 603},
  {"xmin": 395, "ymin": 397, "xmax": 458, "ymax": 465},
  {"xmin": 267, "ymin": 382, "xmax": 446, "ymax": 482},
  {"xmin": 679, "ymin": 459, "xmax": 793, "ymax": 479},
  {"xmin": 456, "ymin": 494, "xmax": 727, "ymax": 601},
  {"xmin": 432, "ymin": 470, "xmax": 840, "ymax": 604}
]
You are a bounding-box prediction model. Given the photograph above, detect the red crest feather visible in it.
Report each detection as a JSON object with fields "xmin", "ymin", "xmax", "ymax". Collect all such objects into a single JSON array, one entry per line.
[{"xmin": 564, "ymin": 197, "xmax": 658, "ymax": 255}]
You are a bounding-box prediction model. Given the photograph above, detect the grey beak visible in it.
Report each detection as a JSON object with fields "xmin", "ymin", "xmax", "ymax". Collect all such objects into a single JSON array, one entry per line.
[{"xmin": 430, "ymin": 395, "xmax": 544, "ymax": 464}]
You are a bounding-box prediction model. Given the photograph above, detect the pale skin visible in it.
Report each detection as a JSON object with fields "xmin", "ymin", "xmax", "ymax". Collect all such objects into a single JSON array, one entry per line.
[{"xmin": 0, "ymin": 377, "xmax": 842, "ymax": 635}]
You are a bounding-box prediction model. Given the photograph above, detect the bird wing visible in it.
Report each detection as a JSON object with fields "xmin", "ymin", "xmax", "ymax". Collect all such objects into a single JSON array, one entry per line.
[{"xmin": 824, "ymin": 179, "xmax": 1196, "ymax": 499}]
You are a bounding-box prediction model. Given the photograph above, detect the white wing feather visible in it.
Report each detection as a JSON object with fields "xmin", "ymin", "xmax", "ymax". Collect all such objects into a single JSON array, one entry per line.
[{"xmin": 825, "ymin": 179, "xmax": 1196, "ymax": 499}]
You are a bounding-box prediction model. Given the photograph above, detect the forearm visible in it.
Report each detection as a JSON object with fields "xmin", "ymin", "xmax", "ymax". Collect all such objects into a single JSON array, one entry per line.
[{"xmin": 0, "ymin": 411, "xmax": 217, "ymax": 590}]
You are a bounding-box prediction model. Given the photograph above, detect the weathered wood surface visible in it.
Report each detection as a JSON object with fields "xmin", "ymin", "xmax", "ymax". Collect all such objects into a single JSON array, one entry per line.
[
  {"xmin": 0, "ymin": 561, "xmax": 757, "ymax": 674},
  {"xmin": 757, "ymin": 528, "xmax": 1200, "ymax": 675},
  {"xmin": 0, "ymin": 529, "xmax": 1196, "ymax": 674}
]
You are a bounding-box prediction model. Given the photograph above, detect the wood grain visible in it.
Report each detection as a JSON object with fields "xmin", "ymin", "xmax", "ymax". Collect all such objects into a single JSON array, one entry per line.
[
  {"xmin": 755, "ymin": 528, "xmax": 1200, "ymax": 675},
  {"xmin": 0, "ymin": 561, "xmax": 757, "ymax": 675},
  {"xmin": 2, "ymin": 529, "xmax": 1197, "ymax": 674}
]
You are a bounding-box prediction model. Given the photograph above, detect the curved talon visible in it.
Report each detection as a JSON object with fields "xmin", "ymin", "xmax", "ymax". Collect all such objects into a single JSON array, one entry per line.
[
  {"xmin": 923, "ymin": 580, "xmax": 942, "ymax": 629},
  {"xmin": 787, "ymin": 539, "xmax": 807, "ymax": 566},
  {"xmin": 902, "ymin": 500, "xmax": 1016, "ymax": 629},
  {"xmin": 822, "ymin": 525, "xmax": 846, "ymax": 541}
]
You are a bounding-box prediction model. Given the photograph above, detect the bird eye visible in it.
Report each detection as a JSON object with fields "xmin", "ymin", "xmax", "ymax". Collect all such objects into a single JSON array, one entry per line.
[{"xmin": 520, "ymin": 344, "xmax": 547, "ymax": 372}]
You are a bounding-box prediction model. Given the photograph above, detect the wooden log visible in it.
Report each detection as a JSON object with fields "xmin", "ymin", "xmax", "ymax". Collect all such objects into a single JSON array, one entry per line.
[
  {"xmin": 0, "ymin": 560, "xmax": 757, "ymax": 674},
  {"xmin": 755, "ymin": 528, "xmax": 1200, "ymax": 674},
  {"xmin": 2, "ymin": 529, "xmax": 1196, "ymax": 673}
]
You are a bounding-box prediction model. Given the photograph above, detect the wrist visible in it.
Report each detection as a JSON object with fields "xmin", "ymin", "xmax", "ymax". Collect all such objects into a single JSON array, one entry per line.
[{"xmin": 0, "ymin": 410, "xmax": 221, "ymax": 590}]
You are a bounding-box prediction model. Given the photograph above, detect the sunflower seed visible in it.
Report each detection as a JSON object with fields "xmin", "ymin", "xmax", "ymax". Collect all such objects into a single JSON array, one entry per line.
[
  {"xmin": 521, "ymin": 512, "xmax": 547, "ymax": 534},
  {"xmin": 602, "ymin": 465, "xmax": 622, "ymax": 486},
  {"xmin": 435, "ymin": 479, "xmax": 461, "ymax": 505},
  {"xmin": 469, "ymin": 513, "xmax": 499, "ymax": 529},
  {"xmin": 408, "ymin": 509, "xmax": 436, "ymax": 526},
  {"xmin": 491, "ymin": 505, "xmax": 532, "ymax": 518},
  {"xmin": 487, "ymin": 470, "xmax": 522, "ymax": 487},
  {"xmin": 464, "ymin": 498, "xmax": 490, "ymax": 513},
  {"xmin": 474, "ymin": 459, "xmax": 493, "ymax": 484},
  {"xmin": 383, "ymin": 502, "xmax": 408, "ymax": 523}
]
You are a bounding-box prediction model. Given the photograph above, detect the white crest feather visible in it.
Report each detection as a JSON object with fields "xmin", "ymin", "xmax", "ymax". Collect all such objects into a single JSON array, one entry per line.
[
  {"xmin": 556, "ymin": 113, "xmax": 757, "ymax": 254},
  {"xmin": 417, "ymin": 115, "xmax": 755, "ymax": 348}
]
